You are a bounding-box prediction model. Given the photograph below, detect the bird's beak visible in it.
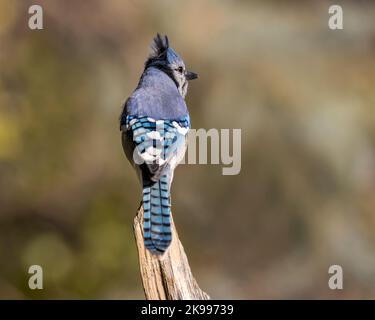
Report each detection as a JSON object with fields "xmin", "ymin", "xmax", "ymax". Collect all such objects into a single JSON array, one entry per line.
[{"xmin": 185, "ymin": 71, "xmax": 198, "ymax": 80}]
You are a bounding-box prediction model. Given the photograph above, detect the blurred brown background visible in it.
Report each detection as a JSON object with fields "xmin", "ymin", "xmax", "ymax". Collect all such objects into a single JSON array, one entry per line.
[{"xmin": 1, "ymin": 0, "xmax": 375, "ymax": 299}]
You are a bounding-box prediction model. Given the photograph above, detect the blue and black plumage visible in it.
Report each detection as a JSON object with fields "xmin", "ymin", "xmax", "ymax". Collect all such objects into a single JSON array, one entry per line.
[{"xmin": 120, "ymin": 34, "xmax": 198, "ymax": 254}]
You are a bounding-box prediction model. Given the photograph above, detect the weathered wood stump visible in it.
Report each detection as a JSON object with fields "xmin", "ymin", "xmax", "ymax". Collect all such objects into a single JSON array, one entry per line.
[{"xmin": 133, "ymin": 205, "xmax": 210, "ymax": 300}]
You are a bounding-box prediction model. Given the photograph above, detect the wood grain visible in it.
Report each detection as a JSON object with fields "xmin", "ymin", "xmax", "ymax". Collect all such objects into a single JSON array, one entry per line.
[{"xmin": 133, "ymin": 205, "xmax": 210, "ymax": 300}]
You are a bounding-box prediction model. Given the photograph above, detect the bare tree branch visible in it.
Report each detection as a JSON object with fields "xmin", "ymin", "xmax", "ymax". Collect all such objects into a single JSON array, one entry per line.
[{"xmin": 133, "ymin": 205, "xmax": 210, "ymax": 300}]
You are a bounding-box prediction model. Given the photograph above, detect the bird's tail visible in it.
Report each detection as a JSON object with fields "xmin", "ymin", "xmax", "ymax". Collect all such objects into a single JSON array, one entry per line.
[{"xmin": 142, "ymin": 175, "xmax": 171, "ymax": 254}]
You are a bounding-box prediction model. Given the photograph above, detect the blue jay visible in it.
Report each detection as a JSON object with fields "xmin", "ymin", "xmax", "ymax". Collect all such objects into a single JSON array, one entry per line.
[{"xmin": 120, "ymin": 34, "xmax": 198, "ymax": 254}]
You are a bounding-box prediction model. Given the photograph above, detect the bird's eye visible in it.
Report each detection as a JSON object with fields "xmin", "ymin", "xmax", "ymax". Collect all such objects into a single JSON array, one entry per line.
[{"xmin": 177, "ymin": 67, "xmax": 184, "ymax": 73}]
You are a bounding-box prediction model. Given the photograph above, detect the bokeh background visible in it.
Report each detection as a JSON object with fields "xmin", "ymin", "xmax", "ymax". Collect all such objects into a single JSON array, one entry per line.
[{"xmin": 1, "ymin": 0, "xmax": 375, "ymax": 299}]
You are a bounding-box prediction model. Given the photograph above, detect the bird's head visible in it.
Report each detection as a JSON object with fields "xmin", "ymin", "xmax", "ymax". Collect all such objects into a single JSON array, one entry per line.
[{"xmin": 145, "ymin": 33, "xmax": 198, "ymax": 98}]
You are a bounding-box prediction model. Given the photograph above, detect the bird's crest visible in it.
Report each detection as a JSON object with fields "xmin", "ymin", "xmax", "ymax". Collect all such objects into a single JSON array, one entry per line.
[
  {"xmin": 145, "ymin": 33, "xmax": 183, "ymax": 69},
  {"xmin": 150, "ymin": 33, "xmax": 169, "ymax": 58}
]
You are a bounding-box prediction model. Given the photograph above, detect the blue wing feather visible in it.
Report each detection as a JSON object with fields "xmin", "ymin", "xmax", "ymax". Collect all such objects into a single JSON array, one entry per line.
[
  {"xmin": 122, "ymin": 115, "xmax": 189, "ymax": 182},
  {"xmin": 121, "ymin": 114, "xmax": 189, "ymax": 254}
]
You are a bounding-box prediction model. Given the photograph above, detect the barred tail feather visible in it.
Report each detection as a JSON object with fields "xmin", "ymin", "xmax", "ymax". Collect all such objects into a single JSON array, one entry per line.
[
  {"xmin": 142, "ymin": 185, "xmax": 158, "ymax": 253},
  {"xmin": 142, "ymin": 175, "xmax": 171, "ymax": 254}
]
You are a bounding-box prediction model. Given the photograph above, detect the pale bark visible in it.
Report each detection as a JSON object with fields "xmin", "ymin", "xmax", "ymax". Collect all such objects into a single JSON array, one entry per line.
[{"xmin": 133, "ymin": 205, "xmax": 210, "ymax": 300}]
